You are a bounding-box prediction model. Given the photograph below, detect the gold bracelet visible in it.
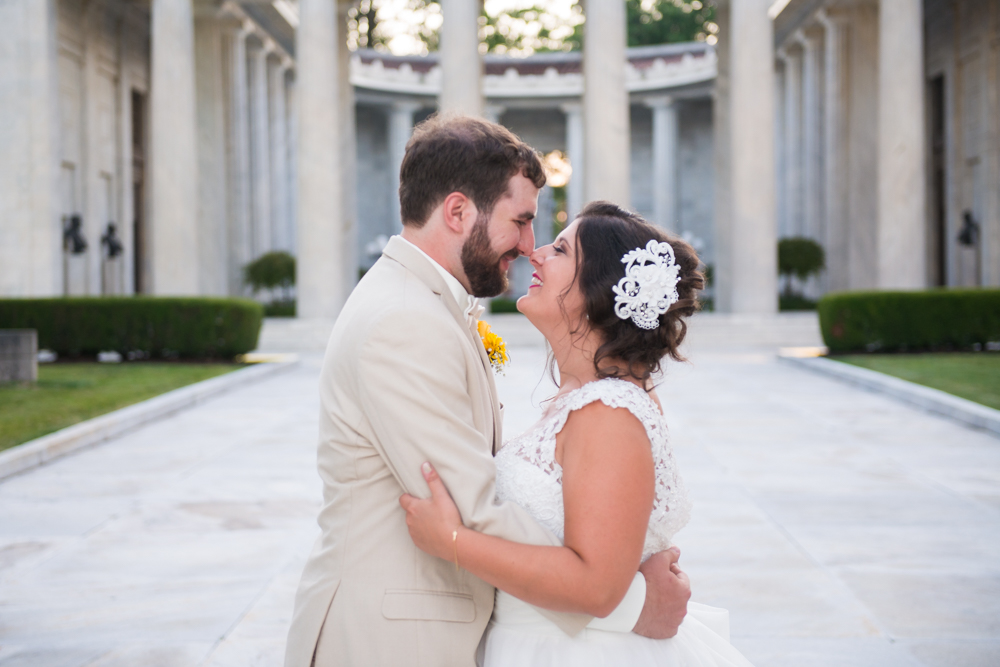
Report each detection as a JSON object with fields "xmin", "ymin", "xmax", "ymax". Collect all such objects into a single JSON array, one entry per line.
[{"xmin": 452, "ymin": 530, "xmax": 460, "ymax": 573}]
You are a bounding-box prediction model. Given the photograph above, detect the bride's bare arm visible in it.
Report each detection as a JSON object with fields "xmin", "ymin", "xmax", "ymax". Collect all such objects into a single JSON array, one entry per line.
[{"xmin": 400, "ymin": 402, "xmax": 655, "ymax": 617}]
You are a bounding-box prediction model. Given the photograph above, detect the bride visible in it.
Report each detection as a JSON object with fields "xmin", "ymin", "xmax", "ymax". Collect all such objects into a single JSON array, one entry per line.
[{"xmin": 400, "ymin": 201, "xmax": 755, "ymax": 666}]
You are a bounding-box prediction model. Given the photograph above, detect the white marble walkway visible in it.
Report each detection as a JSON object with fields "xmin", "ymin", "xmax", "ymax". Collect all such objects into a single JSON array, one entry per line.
[{"xmin": 1, "ymin": 315, "xmax": 998, "ymax": 666}]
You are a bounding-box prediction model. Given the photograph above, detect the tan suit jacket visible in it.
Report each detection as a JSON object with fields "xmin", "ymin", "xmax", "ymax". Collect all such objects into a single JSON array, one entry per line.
[{"xmin": 284, "ymin": 237, "xmax": 591, "ymax": 667}]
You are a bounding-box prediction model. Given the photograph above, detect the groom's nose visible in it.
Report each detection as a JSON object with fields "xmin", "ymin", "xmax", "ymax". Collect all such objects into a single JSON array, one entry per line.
[{"xmin": 517, "ymin": 222, "xmax": 536, "ymax": 257}]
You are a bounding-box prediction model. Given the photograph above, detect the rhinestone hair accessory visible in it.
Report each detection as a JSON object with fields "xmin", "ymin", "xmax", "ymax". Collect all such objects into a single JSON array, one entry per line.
[{"xmin": 612, "ymin": 240, "xmax": 682, "ymax": 330}]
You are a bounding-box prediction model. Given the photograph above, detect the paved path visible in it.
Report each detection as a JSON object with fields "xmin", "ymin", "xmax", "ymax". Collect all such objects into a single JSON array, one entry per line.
[{"xmin": 2, "ymin": 315, "xmax": 999, "ymax": 666}]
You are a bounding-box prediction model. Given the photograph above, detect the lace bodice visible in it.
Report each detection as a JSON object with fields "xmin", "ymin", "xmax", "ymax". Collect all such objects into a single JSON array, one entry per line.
[{"xmin": 495, "ymin": 378, "xmax": 691, "ymax": 561}]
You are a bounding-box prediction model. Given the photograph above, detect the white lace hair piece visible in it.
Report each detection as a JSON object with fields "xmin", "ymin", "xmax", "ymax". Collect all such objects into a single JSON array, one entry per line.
[{"xmin": 611, "ymin": 240, "xmax": 682, "ymax": 330}]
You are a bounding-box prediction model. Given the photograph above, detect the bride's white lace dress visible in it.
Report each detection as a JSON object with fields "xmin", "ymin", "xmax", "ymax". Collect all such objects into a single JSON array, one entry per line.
[{"xmin": 484, "ymin": 377, "xmax": 754, "ymax": 666}]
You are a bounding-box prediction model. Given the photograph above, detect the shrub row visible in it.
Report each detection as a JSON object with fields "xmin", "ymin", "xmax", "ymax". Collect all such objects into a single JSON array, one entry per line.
[
  {"xmin": 818, "ymin": 289, "xmax": 1000, "ymax": 353},
  {"xmin": 489, "ymin": 297, "xmax": 521, "ymax": 314},
  {"xmin": 0, "ymin": 297, "xmax": 263, "ymax": 359}
]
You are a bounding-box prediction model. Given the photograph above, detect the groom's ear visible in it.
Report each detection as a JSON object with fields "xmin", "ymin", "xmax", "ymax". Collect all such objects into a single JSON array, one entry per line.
[{"xmin": 441, "ymin": 192, "xmax": 477, "ymax": 235}]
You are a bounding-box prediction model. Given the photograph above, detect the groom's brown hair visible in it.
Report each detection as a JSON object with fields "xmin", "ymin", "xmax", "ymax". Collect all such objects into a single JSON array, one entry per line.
[{"xmin": 399, "ymin": 113, "xmax": 546, "ymax": 228}]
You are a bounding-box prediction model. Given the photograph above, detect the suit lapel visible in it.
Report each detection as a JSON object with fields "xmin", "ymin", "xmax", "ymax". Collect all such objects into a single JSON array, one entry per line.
[
  {"xmin": 472, "ymin": 326, "xmax": 504, "ymax": 455},
  {"xmin": 382, "ymin": 237, "xmax": 503, "ymax": 452}
]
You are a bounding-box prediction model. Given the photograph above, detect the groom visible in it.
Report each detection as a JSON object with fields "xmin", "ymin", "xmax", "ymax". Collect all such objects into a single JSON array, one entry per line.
[{"xmin": 285, "ymin": 115, "xmax": 690, "ymax": 666}]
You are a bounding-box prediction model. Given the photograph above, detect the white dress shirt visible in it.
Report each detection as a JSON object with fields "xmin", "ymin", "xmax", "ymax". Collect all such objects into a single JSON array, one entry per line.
[{"xmin": 396, "ymin": 235, "xmax": 485, "ymax": 328}]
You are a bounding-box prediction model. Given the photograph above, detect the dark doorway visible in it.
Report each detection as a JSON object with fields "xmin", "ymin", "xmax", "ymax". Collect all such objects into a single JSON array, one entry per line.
[
  {"xmin": 131, "ymin": 90, "xmax": 147, "ymax": 293},
  {"xmin": 928, "ymin": 75, "xmax": 947, "ymax": 286}
]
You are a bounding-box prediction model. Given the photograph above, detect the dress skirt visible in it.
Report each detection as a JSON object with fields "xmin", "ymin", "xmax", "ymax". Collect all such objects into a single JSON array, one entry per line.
[{"xmin": 480, "ymin": 592, "xmax": 755, "ymax": 667}]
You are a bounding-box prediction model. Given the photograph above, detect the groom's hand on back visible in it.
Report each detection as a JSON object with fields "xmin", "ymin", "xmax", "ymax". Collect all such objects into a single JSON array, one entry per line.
[{"xmin": 631, "ymin": 546, "xmax": 690, "ymax": 639}]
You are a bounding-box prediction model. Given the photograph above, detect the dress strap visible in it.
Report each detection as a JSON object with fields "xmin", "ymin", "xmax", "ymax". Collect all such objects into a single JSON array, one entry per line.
[{"xmin": 548, "ymin": 378, "xmax": 663, "ymax": 442}]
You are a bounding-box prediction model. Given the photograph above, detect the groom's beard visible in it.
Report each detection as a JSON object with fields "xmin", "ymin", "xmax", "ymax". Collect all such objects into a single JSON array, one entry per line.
[{"xmin": 461, "ymin": 214, "xmax": 518, "ymax": 298}]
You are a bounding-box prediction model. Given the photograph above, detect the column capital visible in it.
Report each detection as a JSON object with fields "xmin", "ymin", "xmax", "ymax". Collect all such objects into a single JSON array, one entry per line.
[
  {"xmin": 218, "ymin": 17, "xmax": 248, "ymax": 36},
  {"xmin": 815, "ymin": 7, "xmax": 850, "ymax": 29},
  {"xmin": 793, "ymin": 26, "xmax": 824, "ymax": 51},
  {"xmin": 776, "ymin": 42, "xmax": 802, "ymax": 62},
  {"xmin": 644, "ymin": 95, "xmax": 676, "ymax": 109},
  {"xmin": 559, "ymin": 102, "xmax": 581, "ymax": 116}
]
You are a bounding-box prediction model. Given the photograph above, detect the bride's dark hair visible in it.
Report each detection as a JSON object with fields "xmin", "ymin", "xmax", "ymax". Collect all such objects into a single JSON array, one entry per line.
[{"xmin": 568, "ymin": 201, "xmax": 704, "ymax": 386}]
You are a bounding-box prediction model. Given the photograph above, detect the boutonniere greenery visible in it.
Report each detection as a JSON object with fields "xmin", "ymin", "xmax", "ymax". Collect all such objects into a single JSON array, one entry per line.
[{"xmin": 477, "ymin": 321, "xmax": 510, "ymax": 374}]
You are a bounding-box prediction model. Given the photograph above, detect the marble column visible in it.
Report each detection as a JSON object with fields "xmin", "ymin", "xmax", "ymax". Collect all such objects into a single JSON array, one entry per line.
[
  {"xmin": 222, "ymin": 22, "xmax": 252, "ymax": 295},
  {"xmin": 193, "ymin": 13, "xmax": 229, "ymax": 296},
  {"xmin": 388, "ymin": 101, "xmax": 421, "ymax": 231},
  {"xmin": 583, "ymin": 0, "xmax": 630, "ymax": 206},
  {"xmin": 149, "ymin": 0, "xmax": 199, "ymax": 294},
  {"xmin": 439, "ymin": 0, "xmax": 482, "ymax": 116},
  {"xmin": 338, "ymin": 0, "xmax": 358, "ymax": 292},
  {"xmin": 726, "ymin": 0, "xmax": 777, "ymax": 313},
  {"xmin": 986, "ymin": 7, "xmax": 1000, "ymax": 286},
  {"xmin": 248, "ymin": 37, "xmax": 273, "ymax": 258},
  {"xmin": 297, "ymin": 0, "xmax": 345, "ymax": 318},
  {"xmin": 818, "ymin": 10, "xmax": 850, "ymax": 291},
  {"xmin": 847, "ymin": 3, "xmax": 879, "ymax": 289},
  {"xmin": 0, "ymin": 0, "xmax": 60, "ymax": 296},
  {"xmin": 797, "ymin": 28, "xmax": 824, "ymax": 243},
  {"xmin": 877, "ymin": 0, "xmax": 927, "ymax": 288},
  {"xmin": 712, "ymin": 0, "xmax": 733, "ymax": 311},
  {"xmin": 268, "ymin": 56, "xmax": 291, "ymax": 252},
  {"xmin": 560, "ymin": 103, "xmax": 584, "ymax": 220},
  {"xmin": 646, "ymin": 96, "xmax": 679, "ymax": 230},
  {"xmin": 285, "ymin": 71, "xmax": 298, "ymax": 253},
  {"xmin": 778, "ymin": 45, "xmax": 802, "ymax": 238}
]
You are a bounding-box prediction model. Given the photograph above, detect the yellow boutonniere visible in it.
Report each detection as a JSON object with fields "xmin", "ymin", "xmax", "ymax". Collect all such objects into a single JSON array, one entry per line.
[{"xmin": 477, "ymin": 321, "xmax": 510, "ymax": 374}]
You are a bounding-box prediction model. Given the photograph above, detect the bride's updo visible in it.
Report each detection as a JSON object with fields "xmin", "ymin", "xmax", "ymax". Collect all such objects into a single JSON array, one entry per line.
[{"xmin": 572, "ymin": 201, "xmax": 704, "ymax": 384}]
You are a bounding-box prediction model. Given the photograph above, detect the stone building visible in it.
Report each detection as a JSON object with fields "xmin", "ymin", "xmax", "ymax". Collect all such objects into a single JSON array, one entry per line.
[
  {"xmin": 0, "ymin": 0, "xmax": 715, "ymax": 314},
  {"xmin": 0, "ymin": 0, "xmax": 714, "ymax": 315},
  {"xmin": 767, "ymin": 0, "xmax": 1000, "ymax": 294},
  {"xmin": 0, "ymin": 0, "xmax": 298, "ymax": 300},
  {"xmin": 1, "ymin": 0, "xmax": 997, "ymax": 319}
]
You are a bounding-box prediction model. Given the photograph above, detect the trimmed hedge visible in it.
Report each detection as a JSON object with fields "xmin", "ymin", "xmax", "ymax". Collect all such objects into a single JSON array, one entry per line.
[
  {"xmin": 490, "ymin": 297, "xmax": 521, "ymax": 314},
  {"xmin": 0, "ymin": 297, "xmax": 263, "ymax": 359},
  {"xmin": 818, "ymin": 289, "xmax": 1000, "ymax": 353}
]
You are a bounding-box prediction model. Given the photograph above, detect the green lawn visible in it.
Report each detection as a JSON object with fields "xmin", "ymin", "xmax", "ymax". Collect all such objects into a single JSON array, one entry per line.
[
  {"xmin": 0, "ymin": 363, "xmax": 238, "ymax": 453},
  {"xmin": 834, "ymin": 353, "xmax": 1000, "ymax": 411}
]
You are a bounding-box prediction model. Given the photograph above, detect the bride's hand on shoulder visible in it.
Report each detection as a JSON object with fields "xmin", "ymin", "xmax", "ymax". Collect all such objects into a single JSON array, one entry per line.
[{"xmin": 400, "ymin": 462, "xmax": 463, "ymax": 561}]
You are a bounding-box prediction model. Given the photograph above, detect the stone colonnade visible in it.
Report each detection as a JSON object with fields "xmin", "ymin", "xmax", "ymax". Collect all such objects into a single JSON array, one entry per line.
[
  {"xmin": 774, "ymin": 0, "xmax": 929, "ymax": 292},
  {"xmin": 149, "ymin": 0, "xmax": 298, "ymax": 297},
  {"xmin": 166, "ymin": 0, "xmax": 765, "ymax": 317}
]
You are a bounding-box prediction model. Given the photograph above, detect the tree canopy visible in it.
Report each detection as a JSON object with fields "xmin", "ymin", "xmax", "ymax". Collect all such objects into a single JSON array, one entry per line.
[{"xmin": 347, "ymin": 0, "xmax": 717, "ymax": 56}]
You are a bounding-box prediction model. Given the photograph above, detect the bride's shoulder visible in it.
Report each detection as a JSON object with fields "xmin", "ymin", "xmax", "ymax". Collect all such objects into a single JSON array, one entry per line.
[{"xmin": 554, "ymin": 383, "xmax": 655, "ymax": 464}]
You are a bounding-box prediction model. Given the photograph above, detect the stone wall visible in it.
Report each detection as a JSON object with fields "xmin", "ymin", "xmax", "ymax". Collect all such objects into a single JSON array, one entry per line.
[{"xmin": 925, "ymin": 0, "xmax": 1000, "ymax": 288}]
